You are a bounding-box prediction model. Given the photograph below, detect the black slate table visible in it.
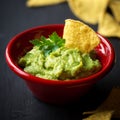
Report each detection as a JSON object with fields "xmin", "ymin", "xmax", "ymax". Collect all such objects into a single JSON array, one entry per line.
[{"xmin": 0, "ymin": 0, "xmax": 120, "ymax": 120}]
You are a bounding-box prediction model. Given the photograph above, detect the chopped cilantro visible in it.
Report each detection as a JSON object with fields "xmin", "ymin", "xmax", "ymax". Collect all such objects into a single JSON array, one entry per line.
[{"xmin": 30, "ymin": 32, "xmax": 65, "ymax": 56}]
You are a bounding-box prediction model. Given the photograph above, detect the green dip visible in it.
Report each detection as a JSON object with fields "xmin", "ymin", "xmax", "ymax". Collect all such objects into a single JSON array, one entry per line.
[{"xmin": 19, "ymin": 46, "xmax": 101, "ymax": 80}]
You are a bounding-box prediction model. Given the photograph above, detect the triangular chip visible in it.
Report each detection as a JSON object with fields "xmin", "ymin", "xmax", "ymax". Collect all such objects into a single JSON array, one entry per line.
[
  {"xmin": 63, "ymin": 19, "xmax": 100, "ymax": 53},
  {"xmin": 83, "ymin": 110, "xmax": 114, "ymax": 120},
  {"xmin": 26, "ymin": 0, "xmax": 66, "ymax": 7},
  {"xmin": 67, "ymin": 0, "xmax": 109, "ymax": 24},
  {"xmin": 109, "ymin": 0, "xmax": 120, "ymax": 23},
  {"xmin": 98, "ymin": 12, "xmax": 120, "ymax": 37},
  {"xmin": 83, "ymin": 87, "xmax": 120, "ymax": 119}
]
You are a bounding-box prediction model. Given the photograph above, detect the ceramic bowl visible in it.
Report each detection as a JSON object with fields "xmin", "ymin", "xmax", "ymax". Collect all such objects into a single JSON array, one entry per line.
[{"xmin": 5, "ymin": 24, "xmax": 115, "ymax": 104}]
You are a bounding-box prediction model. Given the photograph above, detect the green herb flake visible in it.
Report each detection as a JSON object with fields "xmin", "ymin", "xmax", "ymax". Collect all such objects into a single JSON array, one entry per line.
[{"xmin": 30, "ymin": 32, "xmax": 65, "ymax": 56}]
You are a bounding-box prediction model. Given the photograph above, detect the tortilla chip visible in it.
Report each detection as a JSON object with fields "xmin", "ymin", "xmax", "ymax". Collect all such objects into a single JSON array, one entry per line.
[
  {"xmin": 109, "ymin": 0, "xmax": 120, "ymax": 23},
  {"xmin": 83, "ymin": 110, "xmax": 114, "ymax": 120},
  {"xmin": 63, "ymin": 19, "xmax": 100, "ymax": 53},
  {"xmin": 83, "ymin": 87, "xmax": 120, "ymax": 119},
  {"xmin": 26, "ymin": 0, "xmax": 66, "ymax": 7},
  {"xmin": 98, "ymin": 12, "xmax": 120, "ymax": 37},
  {"xmin": 96, "ymin": 87, "xmax": 120, "ymax": 118},
  {"xmin": 67, "ymin": 0, "xmax": 109, "ymax": 24}
]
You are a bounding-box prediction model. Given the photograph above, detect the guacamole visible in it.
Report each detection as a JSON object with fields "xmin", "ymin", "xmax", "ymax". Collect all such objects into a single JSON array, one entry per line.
[{"xmin": 19, "ymin": 46, "xmax": 101, "ymax": 80}]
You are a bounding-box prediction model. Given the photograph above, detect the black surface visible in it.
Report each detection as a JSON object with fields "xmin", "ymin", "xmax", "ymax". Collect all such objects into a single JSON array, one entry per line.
[{"xmin": 0, "ymin": 0, "xmax": 120, "ymax": 120}]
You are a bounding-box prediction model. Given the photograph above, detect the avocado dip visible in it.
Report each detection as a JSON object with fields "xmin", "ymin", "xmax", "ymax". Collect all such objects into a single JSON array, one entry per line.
[{"xmin": 18, "ymin": 32, "xmax": 101, "ymax": 80}]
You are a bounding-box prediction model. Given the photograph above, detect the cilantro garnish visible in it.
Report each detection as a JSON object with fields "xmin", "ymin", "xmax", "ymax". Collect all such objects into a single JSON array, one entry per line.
[{"xmin": 30, "ymin": 32, "xmax": 65, "ymax": 56}]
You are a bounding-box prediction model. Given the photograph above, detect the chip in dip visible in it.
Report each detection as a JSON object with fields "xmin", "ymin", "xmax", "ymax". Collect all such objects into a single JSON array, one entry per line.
[
  {"xmin": 19, "ymin": 19, "xmax": 101, "ymax": 80},
  {"xmin": 63, "ymin": 19, "xmax": 100, "ymax": 53}
]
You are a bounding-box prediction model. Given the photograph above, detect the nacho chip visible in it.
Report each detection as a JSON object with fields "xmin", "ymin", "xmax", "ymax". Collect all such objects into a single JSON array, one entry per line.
[
  {"xmin": 96, "ymin": 87, "xmax": 120, "ymax": 118},
  {"xmin": 83, "ymin": 110, "xmax": 114, "ymax": 120},
  {"xmin": 26, "ymin": 0, "xmax": 66, "ymax": 7},
  {"xmin": 109, "ymin": 0, "xmax": 120, "ymax": 23},
  {"xmin": 63, "ymin": 19, "xmax": 100, "ymax": 53},
  {"xmin": 98, "ymin": 12, "xmax": 120, "ymax": 37},
  {"xmin": 67, "ymin": 0, "xmax": 109, "ymax": 24},
  {"xmin": 83, "ymin": 87, "xmax": 120, "ymax": 119}
]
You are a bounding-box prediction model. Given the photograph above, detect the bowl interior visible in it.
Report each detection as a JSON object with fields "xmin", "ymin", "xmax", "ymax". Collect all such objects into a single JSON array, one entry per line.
[
  {"xmin": 8, "ymin": 25, "xmax": 64, "ymax": 66},
  {"xmin": 6, "ymin": 24, "xmax": 115, "ymax": 85}
]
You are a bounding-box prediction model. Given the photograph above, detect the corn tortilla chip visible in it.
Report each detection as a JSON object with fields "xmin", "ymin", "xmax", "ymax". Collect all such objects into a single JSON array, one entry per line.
[
  {"xmin": 96, "ymin": 87, "xmax": 120, "ymax": 118},
  {"xmin": 98, "ymin": 12, "xmax": 120, "ymax": 37},
  {"xmin": 83, "ymin": 87, "xmax": 120, "ymax": 119},
  {"xmin": 83, "ymin": 110, "xmax": 114, "ymax": 120},
  {"xmin": 109, "ymin": 0, "xmax": 120, "ymax": 23},
  {"xmin": 63, "ymin": 19, "xmax": 100, "ymax": 53},
  {"xmin": 67, "ymin": 0, "xmax": 109, "ymax": 24},
  {"xmin": 26, "ymin": 0, "xmax": 66, "ymax": 7}
]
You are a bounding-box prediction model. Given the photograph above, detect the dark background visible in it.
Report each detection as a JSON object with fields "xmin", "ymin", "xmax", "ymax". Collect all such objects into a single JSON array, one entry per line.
[{"xmin": 0, "ymin": 0, "xmax": 120, "ymax": 120}]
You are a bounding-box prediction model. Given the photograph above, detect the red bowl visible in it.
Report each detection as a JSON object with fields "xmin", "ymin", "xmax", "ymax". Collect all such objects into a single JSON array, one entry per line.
[{"xmin": 5, "ymin": 24, "xmax": 115, "ymax": 104}]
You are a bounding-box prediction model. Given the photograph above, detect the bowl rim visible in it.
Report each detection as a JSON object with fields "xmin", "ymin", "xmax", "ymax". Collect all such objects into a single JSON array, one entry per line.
[{"xmin": 5, "ymin": 24, "xmax": 115, "ymax": 86}]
